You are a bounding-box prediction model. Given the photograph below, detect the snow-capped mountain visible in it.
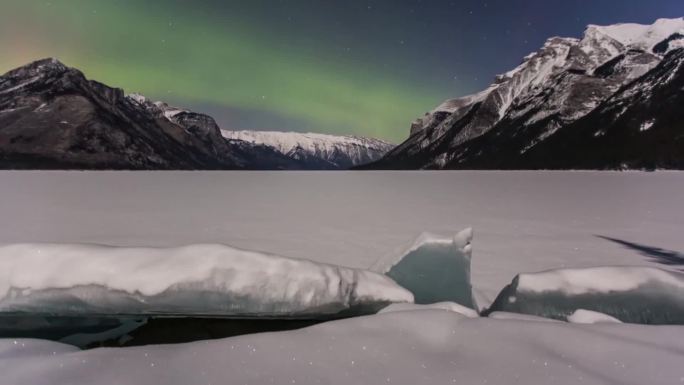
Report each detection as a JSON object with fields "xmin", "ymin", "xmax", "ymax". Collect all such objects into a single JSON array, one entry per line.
[
  {"xmin": 0, "ymin": 59, "xmax": 389, "ymax": 170},
  {"xmin": 131, "ymin": 94, "xmax": 394, "ymax": 169},
  {"xmin": 0, "ymin": 59, "xmax": 300, "ymax": 169},
  {"xmin": 222, "ymin": 130, "xmax": 394, "ymax": 169},
  {"xmin": 366, "ymin": 18, "xmax": 684, "ymax": 170}
]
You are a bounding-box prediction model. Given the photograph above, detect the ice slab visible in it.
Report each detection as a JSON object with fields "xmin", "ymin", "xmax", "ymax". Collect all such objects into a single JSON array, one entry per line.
[
  {"xmin": 0, "ymin": 243, "xmax": 413, "ymax": 317},
  {"xmin": 378, "ymin": 302, "xmax": 479, "ymax": 318},
  {"xmin": 487, "ymin": 311, "xmax": 561, "ymax": 322},
  {"xmin": 372, "ymin": 228, "xmax": 475, "ymax": 309},
  {"xmin": 567, "ymin": 309, "xmax": 622, "ymax": 324},
  {"xmin": 2, "ymin": 310, "xmax": 683, "ymax": 385},
  {"xmin": 485, "ymin": 266, "xmax": 684, "ymax": 324}
]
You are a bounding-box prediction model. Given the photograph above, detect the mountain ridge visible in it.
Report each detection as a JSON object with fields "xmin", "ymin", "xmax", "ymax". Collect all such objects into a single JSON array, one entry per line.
[
  {"xmin": 364, "ymin": 17, "xmax": 684, "ymax": 170},
  {"xmin": 222, "ymin": 130, "xmax": 394, "ymax": 170}
]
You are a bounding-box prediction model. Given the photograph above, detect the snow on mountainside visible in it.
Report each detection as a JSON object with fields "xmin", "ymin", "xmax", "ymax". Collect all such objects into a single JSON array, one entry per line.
[
  {"xmin": 588, "ymin": 18, "xmax": 684, "ymax": 51},
  {"xmin": 222, "ymin": 130, "xmax": 394, "ymax": 169},
  {"xmin": 367, "ymin": 17, "xmax": 684, "ymax": 170}
]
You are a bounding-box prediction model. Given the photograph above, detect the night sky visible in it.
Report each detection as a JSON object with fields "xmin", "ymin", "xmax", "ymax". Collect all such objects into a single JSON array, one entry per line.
[{"xmin": 1, "ymin": 1, "xmax": 682, "ymax": 142}]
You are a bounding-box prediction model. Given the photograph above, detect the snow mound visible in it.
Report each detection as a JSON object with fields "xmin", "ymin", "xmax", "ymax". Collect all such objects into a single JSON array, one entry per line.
[
  {"xmin": 485, "ymin": 266, "xmax": 684, "ymax": 324},
  {"xmin": 371, "ymin": 228, "xmax": 475, "ymax": 310},
  {"xmin": 0, "ymin": 243, "xmax": 413, "ymax": 317},
  {"xmin": 378, "ymin": 302, "xmax": 478, "ymax": 318},
  {"xmin": 2, "ymin": 311, "xmax": 683, "ymax": 385},
  {"xmin": 567, "ymin": 309, "xmax": 622, "ymax": 324}
]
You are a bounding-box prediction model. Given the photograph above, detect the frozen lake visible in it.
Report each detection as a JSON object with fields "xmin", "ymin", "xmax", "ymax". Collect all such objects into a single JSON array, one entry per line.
[{"xmin": 1, "ymin": 171, "xmax": 682, "ymax": 304}]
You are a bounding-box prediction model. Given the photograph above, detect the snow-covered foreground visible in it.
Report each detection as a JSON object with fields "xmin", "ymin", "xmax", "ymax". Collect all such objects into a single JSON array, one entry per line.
[
  {"xmin": 2, "ymin": 310, "xmax": 683, "ymax": 385},
  {"xmin": 0, "ymin": 171, "xmax": 683, "ymax": 383},
  {"xmin": 0, "ymin": 171, "xmax": 682, "ymax": 305}
]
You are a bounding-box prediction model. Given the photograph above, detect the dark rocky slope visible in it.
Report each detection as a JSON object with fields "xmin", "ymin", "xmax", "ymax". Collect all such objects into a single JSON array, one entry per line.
[{"xmin": 0, "ymin": 59, "xmax": 302, "ymax": 169}]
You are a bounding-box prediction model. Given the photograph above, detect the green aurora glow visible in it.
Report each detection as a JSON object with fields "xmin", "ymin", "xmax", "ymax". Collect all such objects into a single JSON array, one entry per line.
[
  {"xmin": 0, "ymin": 0, "xmax": 450, "ymax": 142},
  {"xmin": 3, "ymin": 1, "xmax": 682, "ymax": 141}
]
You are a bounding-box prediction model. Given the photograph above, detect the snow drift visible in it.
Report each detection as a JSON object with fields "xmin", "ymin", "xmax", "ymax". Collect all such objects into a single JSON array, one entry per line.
[
  {"xmin": 485, "ymin": 266, "xmax": 684, "ymax": 324},
  {"xmin": 2, "ymin": 310, "xmax": 683, "ymax": 385},
  {"xmin": 0, "ymin": 243, "xmax": 413, "ymax": 317},
  {"xmin": 372, "ymin": 228, "xmax": 476, "ymax": 309}
]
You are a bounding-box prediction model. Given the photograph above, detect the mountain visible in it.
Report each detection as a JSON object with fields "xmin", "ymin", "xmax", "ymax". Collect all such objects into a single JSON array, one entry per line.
[
  {"xmin": 222, "ymin": 130, "xmax": 394, "ymax": 169},
  {"xmin": 132, "ymin": 95, "xmax": 394, "ymax": 169},
  {"xmin": 0, "ymin": 58, "xmax": 299, "ymax": 169},
  {"xmin": 365, "ymin": 18, "xmax": 684, "ymax": 170},
  {"xmin": 0, "ymin": 59, "xmax": 389, "ymax": 170}
]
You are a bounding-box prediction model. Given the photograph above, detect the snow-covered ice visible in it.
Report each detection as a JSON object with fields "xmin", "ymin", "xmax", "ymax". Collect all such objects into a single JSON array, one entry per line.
[
  {"xmin": 1, "ymin": 310, "xmax": 683, "ymax": 385},
  {"xmin": 513, "ymin": 266, "xmax": 684, "ymax": 294},
  {"xmin": 567, "ymin": 309, "xmax": 623, "ymax": 324},
  {"xmin": 486, "ymin": 266, "xmax": 684, "ymax": 324},
  {"xmin": 0, "ymin": 228, "xmax": 477, "ymax": 319},
  {"xmin": 0, "ymin": 171, "xmax": 682, "ymax": 306},
  {"xmin": 0, "ymin": 242, "xmax": 412, "ymax": 317}
]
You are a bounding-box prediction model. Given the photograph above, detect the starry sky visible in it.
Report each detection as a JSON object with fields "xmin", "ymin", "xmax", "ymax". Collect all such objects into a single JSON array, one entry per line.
[{"xmin": 0, "ymin": 1, "xmax": 681, "ymax": 142}]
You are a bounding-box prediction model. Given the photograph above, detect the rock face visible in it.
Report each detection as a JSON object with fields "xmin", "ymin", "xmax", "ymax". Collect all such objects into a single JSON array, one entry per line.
[
  {"xmin": 366, "ymin": 18, "xmax": 684, "ymax": 170},
  {"xmin": 0, "ymin": 59, "xmax": 390, "ymax": 170},
  {"xmin": 222, "ymin": 131, "xmax": 394, "ymax": 169}
]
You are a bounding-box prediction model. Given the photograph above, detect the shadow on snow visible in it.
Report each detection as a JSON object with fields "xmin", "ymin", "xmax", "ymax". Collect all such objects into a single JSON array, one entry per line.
[{"xmin": 596, "ymin": 235, "xmax": 684, "ymax": 270}]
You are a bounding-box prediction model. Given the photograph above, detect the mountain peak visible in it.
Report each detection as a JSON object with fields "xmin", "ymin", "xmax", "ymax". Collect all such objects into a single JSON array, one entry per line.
[
  {"xmin": 584, "ymin": 17, "xmax": 684, "ymax": 51},
  {"xmin": 368, "ymin": 18, "xmax": 684, "ymax": 170},
  {"xmin": 2, "ymin": 58, "xmax": 70, "ymax": 79},
  {"xmin": 30, "ymin": 57, "xmax": 68, "ymax": 69}
]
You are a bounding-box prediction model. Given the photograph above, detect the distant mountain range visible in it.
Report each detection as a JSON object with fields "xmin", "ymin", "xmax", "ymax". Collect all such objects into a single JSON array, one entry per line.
[
  {"xmin": 222, "ymin": 130, "xmax": 393, "ymax": 170},
  {"xmin": 2, "ymin": 18, "xmax": 683, "ymax": 170},
  {"xmin": 364, "ymin": 18, "xmax": 684, "ymax": 170},
  {"xmin": 0, "ymin": 60, "xmax": 392, "ymax": 170}
]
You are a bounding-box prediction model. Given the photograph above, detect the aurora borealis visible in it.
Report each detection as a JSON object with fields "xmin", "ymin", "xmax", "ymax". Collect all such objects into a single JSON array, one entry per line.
[{"xmin": 1, "ymin": 1, "xmax": 681, "ymax": 142}]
